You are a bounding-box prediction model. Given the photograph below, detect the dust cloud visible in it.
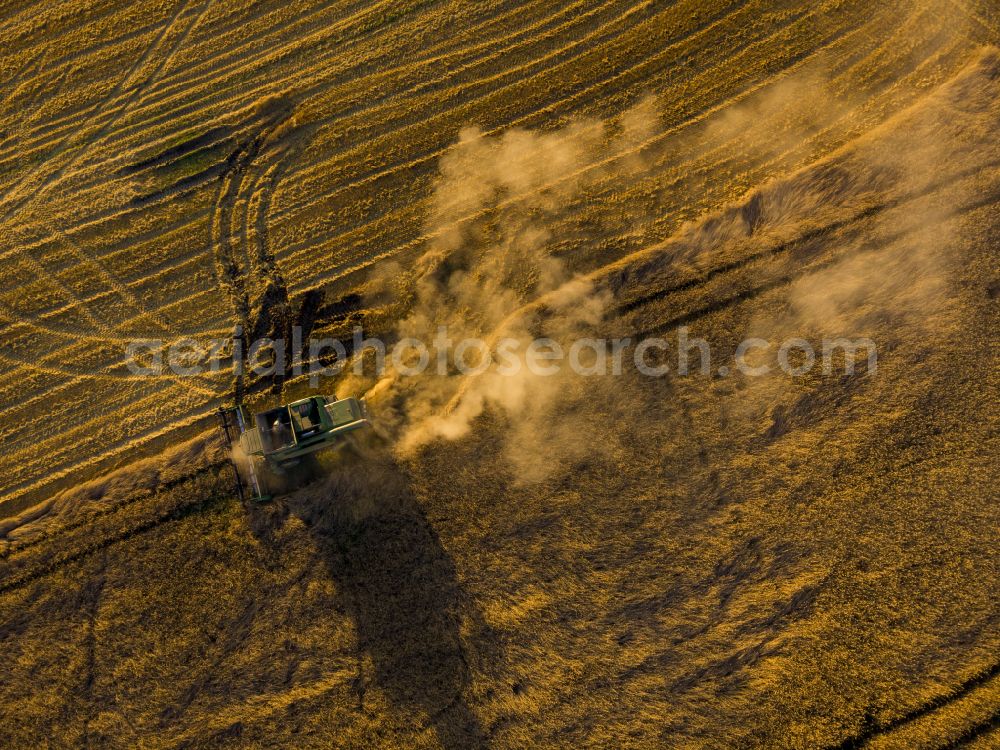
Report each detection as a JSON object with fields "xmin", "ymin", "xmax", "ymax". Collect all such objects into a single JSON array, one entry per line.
[
  {"xmin": 351, "ymin": 48, "xmax": 996, "ymax": 479},
  {"xmin": 349, "ymin": 97, "xmax": 661, "ymax": 481},
  {"xmin": 751, "ymin": 49, "xmax": 999, "ymax": 348}
]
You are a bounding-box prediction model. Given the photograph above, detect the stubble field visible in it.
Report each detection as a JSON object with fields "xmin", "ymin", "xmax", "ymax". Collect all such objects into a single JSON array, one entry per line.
[{"xmin": 0, "ymin": 0, "xmax": 997, "ymax": 747}]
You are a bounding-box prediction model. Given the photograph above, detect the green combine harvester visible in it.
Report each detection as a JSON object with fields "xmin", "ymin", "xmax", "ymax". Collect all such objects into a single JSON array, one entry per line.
[{"xmin": 218, "ymin": 395, "xmax": 370, "ymax": 502}]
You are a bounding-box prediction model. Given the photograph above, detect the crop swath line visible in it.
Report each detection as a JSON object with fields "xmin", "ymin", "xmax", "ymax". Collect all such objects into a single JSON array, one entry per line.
[
  {"xmin": 278, "ymin": 2, "xmax": 899, "ymax": 279},
  {"xmin": 102, "ymin": 0, "xmax": 456, "ymax": 147},
  {"xmin": 0, "ymin": 2, "xmax": 189, "ymax": 209},
  {"xmin": 939, "ymin": 708, "xmax": 1000, "ymax": 748},
  {"xmin": 0, "ymin": 48, "xmax": 44, "ymax": 117},
  {"xmin": 628, "ymin": 166, "xmax": 1000, "ymax": 338},
  {"xmin": 261, "ymin": 0, "xmax": 895, "ymax": 254},
  {"xmin": 127, "ymin": 0, "xmax": 395, "ymax": 109},
  {"xmin": 0, "ymin": 347, "xmax": 221, "ymax": 395},
  {"xmin": 271, "ymin": 0, "xmax": 867, "ymax": 260},
  {"xmin": 570, "ymin": 46, "xmax": 970, "ymax": 295},
  {"xmin": 101, "ymin": 0, "xmax": 573, "ymax": 170},
  {"xmin": 0, "ymin": 0, "xmax": 120, "ymax": 48},
  {"xmin": 0, "ymin": 388, "xmax": 220, "ymax": 501},
  {"xmin": 74, "ymin": 0, "xmax": 628, "ymax": 200},
  {"xmin": 0, "ymin": 301, "xmax": 229, "ymax": 384},
  {"xmin": 0, "ymin": 165, "xmax": 221, "ymax": 268},
  {"xmin": 267, "ymin": 0, "xmax": 667, "ymax": 211},
  {"xmin": 2, "ymin": 231, "xmax": 117, "ymax": 337},
  {"xmin": 0, "ymin": 0, "xmax": 213, "ymax": 223},
  {"xmin": 271, "ymin": 0, "xmax": 758, "ymax": 224},
  {"xmin": 23, "ymin": 0, "xmax": 601, "ymax": 244},
  {"xmin": 30, "ymin": 215, "xmax": 175, "ymax": 334},
  {"xmin": 61, "ymin": 0, "xmax": 600, "ymax": 200},
  {"xmin": 0, "ymin": 242, "xmax": 224, "ymax": 395},
  {"xmin": 74, "ymin": 209, "xmax": 209, "ymax": 267},
  {"xmin": 50, "ymin": 0, "xmax": 428, "ymax": 179},
  {"xmin": 580, "ymin": 12, "xmax": 965, "ymax": 296},
  {"xmin": 0, "ymin": 14, "xmax": 178, "ymax": 150},
  {"xmin": 0, "ymin": 301, "xmax": 226, "ymax": 346},
  {"xmin": 0, "ymin": 0, "xmax": 342, "ymax": 164},
  {"xmin": 0, "ymin": 376, "xmax": 83, "ymax": 422},
  {"xmin": 2, "ymin": 97, "xmax": 299, "ymax": 268},
  {"xmin": 0, "ymin": 310, "xmax": 150, "ymax": 346},
  {"xmin": 5, "ymin": 0, "xmax": 293, "ymax": 109},
  {"xmin": 0, "ymin": 220, "xmax": 222, "ymax": 359},
  {"xmin": 0, "ymin": 0, "xmax": 230, "ymax": 352},
  {"xmin": 828, "ymin": 661, "xmax": 1000, "ymax": 749},
  {"xmin": 294, "ymin": 12, "xmax": 880, "ymax": 290}
]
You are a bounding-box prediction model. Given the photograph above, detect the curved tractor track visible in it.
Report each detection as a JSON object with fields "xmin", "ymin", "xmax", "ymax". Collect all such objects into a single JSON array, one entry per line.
[{"xmin": 204, "ymin": 97, "xmax": 317, "ymax": 400}]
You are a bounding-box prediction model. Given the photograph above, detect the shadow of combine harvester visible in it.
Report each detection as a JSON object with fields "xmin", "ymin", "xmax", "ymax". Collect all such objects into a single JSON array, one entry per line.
[{"xmin": 240, "ymin": 456, "xmax": 491, "ymax": 749}]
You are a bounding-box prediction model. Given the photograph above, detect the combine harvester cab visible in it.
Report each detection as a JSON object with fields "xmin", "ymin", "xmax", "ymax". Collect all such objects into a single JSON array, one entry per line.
[{"xmin": 218, "ymin": 396, "xmax": 369, "ymax": 502}]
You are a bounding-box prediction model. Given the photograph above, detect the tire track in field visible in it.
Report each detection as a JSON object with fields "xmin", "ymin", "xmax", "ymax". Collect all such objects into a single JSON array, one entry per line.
[
  {"xmin": 0, "ymin": 229, "xmax": 119, "ymax": 338},
  {"xmin": 12, "ymin": 0, "xmax": 418, "ymax": 173},
  {"xmin": 72, "ymin": 0, "xmax": 631, "ymax": 200},
  {"xmin": 0, "ymin": 0, "xmax": 119, "ymax": 49},
  {"xmin": 60, "ymin": 0, "xmax": 876, "ymax": 262},
  {"xmin": 334, "ymin": 9, "xmax": 946, "ymax": 287},
  {"xmin": 4, "ymin": 203, "xmax": 230, "ymax": 346},
  {"xmin": 3, "ymin": 0, "xmax": 293, "ymax": 105},
  {"xmin": 206, "ymin": 98, "xmax": 312, "ymax": 399},
  {"xmin": 60, "ymin": 0, "xmax": 622, "ymax": 202},
  {"xmin": 120, "ymin": 0, "xmax": 413, "ymax": 119},
  {"xmin": 0, "ymin": 392, "xmax": 209, "ymax": 492},
  {"xmin": 0, "ymin": 0, "xmax": 219, "ymax": 359},
  {"xmin": 0, "ymin": 274, "xmax": 227, "ymax": 389},
  {"xmin": 0, "ymin": 0, "xmax": 201, "ymax": 212}
]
